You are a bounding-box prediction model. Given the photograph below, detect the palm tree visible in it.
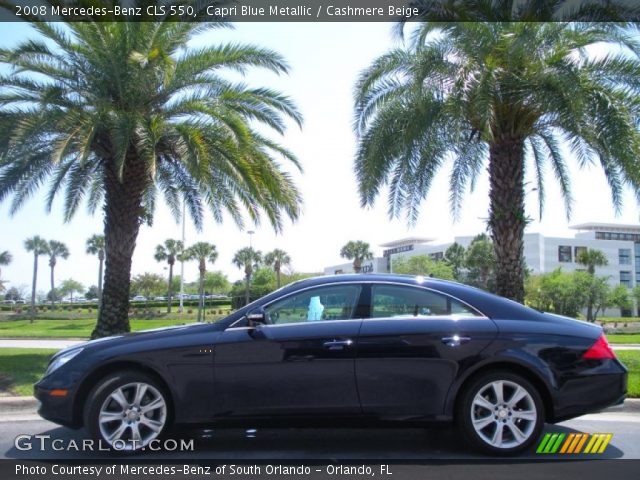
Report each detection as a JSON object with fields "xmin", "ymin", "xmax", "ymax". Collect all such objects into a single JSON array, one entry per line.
[
  {"xmin": 154, "ymin": 239, "xmax": 184, "ymax": 313},
  {"xmin": 24, "ymin": 236, "xmax": 48, "ymax": 320},
  {"xmin": 576, "ymin": 249, "xmax": 609, "ymax": 276},
  {"xmin": 576, "ymin": 248, "xmax": 609, "ymax": 321},
  {"xmin": 264, "ymin": 249, "xmax": 291, "ymax": 289},
  {"xmin": 182, "ymin": 242, "xmax": 218, "ymax": 322},
  {"xmin": 354, "ymin": 21, "xmax": 640, "ymax": 302},
  {"xmin": 0, "ymin": 7, "xmax": 303, "ymax": 338},
  {"xmin": 233, "ymin": 247, "xmax": 262, "ymax": 305},
  {"xmin": 44, "ymin": 240, "xmax": 69, "ymax": 306},
  {"xmin": 340, "ymin": 241, "xmax": 373, "ymax": 273},
  {"xmin": 0, "ymin": 250, "xmax": 12, "ymax": 293},
  {"xmin": 86, "ymin": 235, "xmax": 105, "ymax": 308}
]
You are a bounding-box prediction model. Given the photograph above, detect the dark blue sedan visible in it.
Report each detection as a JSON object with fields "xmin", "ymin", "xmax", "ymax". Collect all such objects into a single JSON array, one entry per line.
[{"xmin": 35, "ymin": 274, "xmax": 627, "ymax": 455}]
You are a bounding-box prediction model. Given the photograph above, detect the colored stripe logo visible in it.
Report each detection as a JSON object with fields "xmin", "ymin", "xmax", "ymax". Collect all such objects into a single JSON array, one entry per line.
[{"xmin": 536, "ymin": 433, "xmax": 612, "ymax": 454}]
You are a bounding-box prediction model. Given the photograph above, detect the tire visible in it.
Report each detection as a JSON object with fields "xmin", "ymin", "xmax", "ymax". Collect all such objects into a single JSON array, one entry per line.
[
  {"xmin": 84, "ymin": 370, "xmax": 170, "ymax": 453},
  {"xmin": 456, "ymin": 370, "xmax": 544, "ymax": 455}
]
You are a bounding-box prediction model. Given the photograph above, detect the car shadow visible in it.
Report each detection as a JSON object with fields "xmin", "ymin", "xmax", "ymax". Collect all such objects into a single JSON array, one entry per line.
[{"xmin": 2, "ymin": 423, "xmax": 623, "ymax": 460}]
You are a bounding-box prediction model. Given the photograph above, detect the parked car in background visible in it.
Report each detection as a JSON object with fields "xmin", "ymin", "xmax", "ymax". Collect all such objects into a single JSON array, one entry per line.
[
  {"xmin": 153, "ymin": 296, "xmax": 167, "ymax": 301},
  {"xmin": 1, "ymin": 299, "xmax": 16, "ymax": 304},
  {"xmin": 14, "ymin": 299, "xmax": 26, "ymax": 304},
  {"xmin": 35, "ymin": 274, "xmax": 627, "ymax": 455},
  {"xmin": 131, "ymin": 295, "xmax": 147, "ymax": 302}
]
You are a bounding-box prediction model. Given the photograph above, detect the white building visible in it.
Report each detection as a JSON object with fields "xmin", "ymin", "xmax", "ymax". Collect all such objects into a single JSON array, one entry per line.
[{"xmin": 323, "ymin": 223, "xmax": 640, "ymax": 316}]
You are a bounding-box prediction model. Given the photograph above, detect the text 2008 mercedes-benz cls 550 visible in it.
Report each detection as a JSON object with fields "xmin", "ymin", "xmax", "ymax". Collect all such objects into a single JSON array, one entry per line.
[{"xmin": 35, "ymin": 274, "xmax": 627, "ymax": 455}]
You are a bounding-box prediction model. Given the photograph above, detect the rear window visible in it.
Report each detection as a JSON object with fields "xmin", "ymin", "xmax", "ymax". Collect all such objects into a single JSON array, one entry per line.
[{"xmin": 371, "ymin": 285, "xmax": 482, "ymax": 318}]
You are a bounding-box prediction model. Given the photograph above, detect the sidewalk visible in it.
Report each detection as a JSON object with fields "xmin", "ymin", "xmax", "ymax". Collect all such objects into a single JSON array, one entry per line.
[{"xmin": 0, "ymin": 339, "xmax": 84, "ymax": 349}]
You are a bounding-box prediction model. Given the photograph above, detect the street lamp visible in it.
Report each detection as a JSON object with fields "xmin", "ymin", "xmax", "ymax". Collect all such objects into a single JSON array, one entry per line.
[{"xmin": 247, "ymin": 230, "xmax": 255, "ymax": 249}]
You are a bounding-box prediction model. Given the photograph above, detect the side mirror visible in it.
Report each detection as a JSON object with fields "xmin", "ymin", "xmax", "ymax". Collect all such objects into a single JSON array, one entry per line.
[{"xmin": 247, "ymin": 307, "xmax": 267, "ymax": 327}]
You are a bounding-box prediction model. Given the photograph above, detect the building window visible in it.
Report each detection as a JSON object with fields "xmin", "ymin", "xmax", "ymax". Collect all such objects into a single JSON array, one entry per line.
[
  {"xmin": 620, "ymin": 271, "xmax": 632, "ymax": 288},
  {"xmin": 430, "ymin": 252, "xmax": 444, "ymax": 261},
  {"xmin": 558, "ymin": 246, "xmax": 572, "ymax": 263},
  {"xmin": 574, "ymin": 246, "xmax": 587, "ymax": 260},
  {"xmin": 619, "ymin": 248, "xmax": 631, "ymax": 265},
  {"xmin": 635, "ymin": 243, "xmax": 640, "ymax": 284},
  {"xmin": 596, "ymin": 231, "xmax": 640, "ymax": 242}
]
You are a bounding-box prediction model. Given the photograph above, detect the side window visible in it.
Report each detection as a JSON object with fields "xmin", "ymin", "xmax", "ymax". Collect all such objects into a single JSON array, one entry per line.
[
  {"xmin": 264, "ymin": 285, "xmax": 362, "ymax": 325},
  {"xmin": 371, "ymin": 285, "xmax": 482, "ymax": 318}
]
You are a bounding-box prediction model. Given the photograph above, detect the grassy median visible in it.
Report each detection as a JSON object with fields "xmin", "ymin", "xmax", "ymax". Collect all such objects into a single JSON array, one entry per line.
[
  {"xmin": 607, "ymin": 334, "xmax": 640, "ymax": 344},
  {"xmin": 0, "ymin": 348, "xmax": 58, "ymax": 396},
  {"xmin": 617, "ymin": 351, "xmax": 640, "ymax": 399},
  {"xmin": 0, "ymin": 317, "xmax": 224, "ymax": 338}
]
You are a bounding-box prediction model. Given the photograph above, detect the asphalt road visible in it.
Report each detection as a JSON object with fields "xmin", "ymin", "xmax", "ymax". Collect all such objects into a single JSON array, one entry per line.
[{"xmin": 1, "ymin": 411, "xmax": 639, "ymax": 460}]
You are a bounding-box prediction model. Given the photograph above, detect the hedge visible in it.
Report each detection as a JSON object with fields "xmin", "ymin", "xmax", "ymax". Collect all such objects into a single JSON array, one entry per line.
[{"xmin": 0, "ymin": 298, "xmax": 230, "ymax": 312}]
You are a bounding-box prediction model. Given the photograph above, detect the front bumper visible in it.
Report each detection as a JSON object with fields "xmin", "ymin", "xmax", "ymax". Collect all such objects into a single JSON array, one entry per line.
[{"xmin": 34, "ymin": 383, "xmax": 81, "ymax": 429}]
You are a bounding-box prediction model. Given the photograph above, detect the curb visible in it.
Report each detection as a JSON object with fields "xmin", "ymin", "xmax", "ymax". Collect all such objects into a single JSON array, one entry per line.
[{"xmin": 0, "ymin": 396, "xmax": 38, "ymax": 415}]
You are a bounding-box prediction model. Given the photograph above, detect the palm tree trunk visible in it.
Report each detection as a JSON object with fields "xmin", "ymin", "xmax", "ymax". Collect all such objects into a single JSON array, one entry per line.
[
  {"xmin": 244, "ymin": 271, "xmax": 251, "ymax": 305},
  {"xmin": 276, "ymin": 265, "xmax": 281, "ymax": 289},
  {"xmin": 97, "ymin": 256, "xmax": 103, "ymax": 309},
  {"xmin": 49, "ymin": 263, "xmax": 55, "ymax": 306},
  {"xmin": 167, "ymin": 263, "xmax": 173, "ymax": 314},
  {"xmin": 91, "ymin": 155, "xmax": 147, "ymax": 339},
  {"xmin": 488, "ymin": 136, "xmax": 526, "ymax": 303},
  {"xmin": 587, "ymin": 303, "xmax": 594, "ymax": 322},
  {"xmin": 198, "ymin": 269, "xmax": 205, "ymax": 322},
  {"xmin": 30, "ymin": 252, "xmax": 37, "ymax": 322}
]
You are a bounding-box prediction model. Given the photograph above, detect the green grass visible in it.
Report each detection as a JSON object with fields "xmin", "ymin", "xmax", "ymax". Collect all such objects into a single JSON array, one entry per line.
[
  {"xmin": 0, "ymin": 348, "xmax": 58, "ymax": 396},
  {"xmin": 598, "ymin": 317, "xmax": 640, "ymax": 323},
  {"xmin": 616, "ymin": 351, "xmax": 640, "ymax": 398},
  {"xmin": 0, "ymin": 318, "xmax": 219, "ymax": 339},
  {"xmin": 607, "ymin": 334, "xmax": 640, "ymax": 344}
]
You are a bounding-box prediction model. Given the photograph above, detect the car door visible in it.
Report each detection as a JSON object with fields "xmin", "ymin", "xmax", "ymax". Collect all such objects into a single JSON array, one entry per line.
[
  {"xmin": 212, "ymin": 283, "xmax": 366, "ymax": 418},
  {"xmin": 356, "ymin": 283, "xmax": 498, "ymax": 418}
]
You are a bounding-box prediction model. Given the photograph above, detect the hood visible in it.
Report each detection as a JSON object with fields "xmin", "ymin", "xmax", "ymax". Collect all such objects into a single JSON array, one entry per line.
[{"xmin": 55, "ymin": 322, "xmax": 219, "ymax": 358}]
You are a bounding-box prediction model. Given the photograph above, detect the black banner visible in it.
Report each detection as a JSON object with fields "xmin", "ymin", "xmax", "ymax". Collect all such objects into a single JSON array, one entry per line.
[
  {"xmin": 0, "ymin": 0, "xmax": 639, "ymax": 22},
  {"xmin": 2, "ymin": 459, "xmax": 640, "ymax": 480}
]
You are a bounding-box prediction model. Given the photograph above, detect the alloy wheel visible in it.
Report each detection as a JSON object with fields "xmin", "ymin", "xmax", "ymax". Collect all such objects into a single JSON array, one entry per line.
[
  {"xmin": 98, "ymin": 382, "xmax": 167, "ymax": 450},
  {"xmin": 470, "ymin": 380, "xmax": 538, "ymax": 449}
]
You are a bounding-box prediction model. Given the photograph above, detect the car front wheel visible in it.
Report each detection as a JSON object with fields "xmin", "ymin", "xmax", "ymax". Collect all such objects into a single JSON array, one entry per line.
[
  {"xmin": 457, "ymin": 371, "xmax": 544, "ymax": 455},
  {"xmin": 85, "ymin": 371, "xmax": 169, "ymax": 452}
]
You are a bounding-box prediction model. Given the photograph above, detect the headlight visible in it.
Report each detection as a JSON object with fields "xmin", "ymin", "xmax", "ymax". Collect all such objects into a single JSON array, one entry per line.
[{"xmin": 45, "ymin": 348, "xmax": 83, "ymax": 376}]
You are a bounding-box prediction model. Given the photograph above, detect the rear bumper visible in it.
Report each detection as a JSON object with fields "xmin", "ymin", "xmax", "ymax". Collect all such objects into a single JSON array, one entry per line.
[{"xmin": 551, "ymin": 364, "xmax": 627, "ymax": 422}]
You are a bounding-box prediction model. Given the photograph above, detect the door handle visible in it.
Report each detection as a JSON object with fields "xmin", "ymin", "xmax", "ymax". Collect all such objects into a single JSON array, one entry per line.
[
  {"xmin": 323, "ymin": 339, "xmax": 354, "ymax": 350},
  {"xmin": 441, "ymin": 335, "xmax": 471, "ymax": 347}
]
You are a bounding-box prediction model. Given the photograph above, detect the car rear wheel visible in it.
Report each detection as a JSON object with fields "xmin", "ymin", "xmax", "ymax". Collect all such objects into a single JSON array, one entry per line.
[
  {"xmin": 85, "ymin": 371, "xmax": 169, "ymax": 452},
  {"xmin": 457, "ymin": 371, "xmax": 544, "ymax": 455}
]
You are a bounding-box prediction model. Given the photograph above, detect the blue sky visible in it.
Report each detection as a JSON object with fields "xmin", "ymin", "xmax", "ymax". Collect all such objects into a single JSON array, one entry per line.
[{"xmin": 1, "ymin": 21, "xmax": 639, "ymax": 295}]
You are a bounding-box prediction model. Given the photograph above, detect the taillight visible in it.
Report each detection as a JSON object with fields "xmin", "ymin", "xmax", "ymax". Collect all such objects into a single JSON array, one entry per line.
[{"xmin": 582, "ymin": 334, "xmax": 616, "ymax": 360}]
